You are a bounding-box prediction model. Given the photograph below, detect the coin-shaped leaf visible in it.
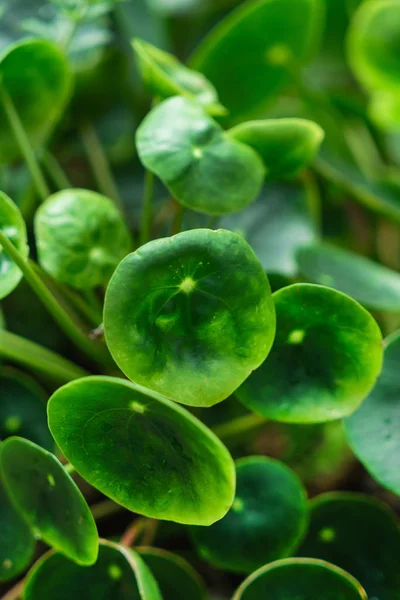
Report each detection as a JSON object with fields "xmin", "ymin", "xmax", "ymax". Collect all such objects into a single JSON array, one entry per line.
[
  {"xmin": 0, "ymin": 368, "xmax": 53, "ymax": 451},
  {"xmin": 232, "ymin": 558, "xmax": 367, "ymax": 600},
  {"xmin": 345, "ymin": 331, "xmax": 400, "ymax": 495},
  {"xmin": 48, "ymin": 376, "xmax": 236, "ymax": 525},
  {"xmin": 0, "ymin": 39, "xmax": 72, "ymax": 164},
  {"xmin": 191, "ymin": 456, "xmax": 308, "ymax": 573},
  {"xmin": 190, "ymin": 0, "xmax": 323, "ymax": 121},
  {"xmin": 236, "ymin": 284, "xmax": 383, "ymax": 423},
  {"xmin": 296, "ymin": 242, "xmax": 400, "ymax": 312},
  {"xmin": 35, "ymin": 189, "xmax": 132, "ymax": 290},
  {"xmin": 136, "ymin": 97, "xmax": 265, "ymax": 215},
  {"xmin": 0, "ymin": 191, "xmax": 28, "ymax": 300},
  {"xmin": 0, "ymin": 437, "xmax": 98, "ymax": 565},
  {"xmin": 24, "ymin": 540, "xmax": 162, "ymax": 600},
  {"xmin": 297, "ymin": 493, "xmax": 400, "ymax": 600},
  {"xmin": 228, "ymin": 119, "xmax": 324, "ymax": 180},
  {"xmin": 104, "ymin": 229, "xmax": 275, "ymax": 406}
]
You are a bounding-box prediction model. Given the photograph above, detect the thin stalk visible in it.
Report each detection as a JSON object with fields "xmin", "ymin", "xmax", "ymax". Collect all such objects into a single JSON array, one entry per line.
[
  {"xmin": 0, "ymin": 330, "xmax": 88, "ymax": 383},
  {"xmin": 171, "ymin": 201, "xmax": 184, "ymax": 236},
  {"xmin": 140, "ymin": 170, "xmax": 154, "ymax": 246},
  {"xmin": 64, "ymin": 463, "xmax": 76, "ymax": 476},
  {"xmin": 1, "ymin": 579, "xmax": 25, "ymax": 600},
  {"xmin": 213, "ymin": 413, "xmax": 268, "ymax": 441},
  {"xmin": 91, "ymin": 499, "xmax": 122, "ymax": 521},
  {"xmin": 41, "ymin": 150, "xmax": 72, "ymax": 190},
  {"xmin": 0, "ymin": 231, "xmax": 112, "ymax": 368},
  {"xmin": 120, "ymin": 517, "xmax": 148, "ymax": 547},
  {"xmin": 0, "ymin": 85, "xmax": 50, "ymax": 202}
]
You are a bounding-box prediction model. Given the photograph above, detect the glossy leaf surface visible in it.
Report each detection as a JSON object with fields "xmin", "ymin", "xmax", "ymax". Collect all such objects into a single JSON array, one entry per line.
[
  {"xmin": 237, "ymin": 284, "xmax": 383, "ymax": 423},
  {"xmin": 191, "ymin": 0, "xmax": 323, "ymax": 121},
  {"xmin": 233, "ymin": 558, "xmax": 367, "ymax": 600},
  {"xmin": 228, "ymin": 119, "xmax": 324, "ymax": 179},
  {"xmin": 104, "ymin": 229, "xmax": 275, "ymax": 406},
  {"xmin": 35, "ymin": 189, "xmax": 132, "ymax": 290},
  {"xmin": 0, "ymin": 192, "xmax": 28, "ymax": 300},
  {"xmin": 0, "ymin": 437, "xmax": 98, "ymax": 565},
  {"xmin": 48, "ymin": 376, "xmax": 236, "ymax": 525},
  {"xmin": 0, "ymin": 368, "xmax": 53, "ymax": 450},
  {"xmin": 136, "ymin": 97, "xmax": 265, "ymax": 215},
  {"xmin": 191, "ymin": 456, "xmax": 308, "ymax": 573},
  {"xmin": 297, "ymin": 242, "xmax": 400, "ymax": 311},
  {"xmin": 0, "ymin": 39, "xmax": 71, "ymax": 163},
  {"xmin": 297, "ymin": 493, "xmax": 400, "ymax": 600},
  {"xmin": 24, "ymin": 540, "xmax": 162, "ymax": 600},
  {"xmin": 345, "ymin": 332, "xmax": 400, "ymax": 495}
]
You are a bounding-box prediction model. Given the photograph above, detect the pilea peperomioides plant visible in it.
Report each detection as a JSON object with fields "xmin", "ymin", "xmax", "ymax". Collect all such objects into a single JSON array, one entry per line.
[{"xmin": 1, "ymin": 0, "xmax": 400, "ymax": 598}]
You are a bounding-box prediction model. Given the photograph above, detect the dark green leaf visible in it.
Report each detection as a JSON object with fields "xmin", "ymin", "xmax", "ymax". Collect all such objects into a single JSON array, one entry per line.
[{"xmin": 0, "ymin": 192, "xmax": 28, "ymax": 299}]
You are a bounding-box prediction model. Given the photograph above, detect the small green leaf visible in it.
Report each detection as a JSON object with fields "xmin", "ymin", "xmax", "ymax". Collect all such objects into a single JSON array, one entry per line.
[
  {"xmin": 104, "ymin": 229, "xmax": 275, "ymax": 407},
  {"xmin": 0, "ymin": 191, "xmax": 28, "ymax": 300},
  {"xmin": 34, "ymin": 189, "xmax": 132, "ymax": 290},
  {"xmin": 0, "ymin": 437, "xmax": 98, "ymax": 565},
  {"xmin": 48, "ymin": 376, "xmax": 236, "ymax": 525},
  {"xmin": 297, "ymin": 492, "xmax": 400, "ymax": 600},
  {"xmin": 0, "ymin": 368, "xmax": 53, "ymax": 451},
  {"xmin": 236, "ymin": 284, "xmax": 383, "ymax": 424},
  {"xmin": 190, "ymin": 0, "xmax": 324, "ymax": 122},
  {"xmin": 0, "ymin": 39, "xmax": 72, "ymax": 164},
  {"xmin": 138, "ymin": 547, "xmax": 208, "ymax": 600},
  {"xmin": 132, "ymin": 38, "xmax": 225, "ymax": 115},
  {"xmin": 136, "ymin": 97, "xmax": 265, "ymax": 215},
  {"xmin": 0, "ymin": 475, "xmax": 35, "ymax": 582},
  {"xmin": 228, "ymin": 119, "xmax": 324, "ymax": 179},
  {"xmin": 191, "ymin": 456, "xmax": 308, "ymax": 573},
  {"xmin": 345, "ymin": 331, "xmax": 400, "ymax": 495},
  {"xmin": 296, "ymin": 242, "xmax": 400, "ymax": 312},
  {"xmin": 232, "ymin": 558, "xmax": 367, "ymax": 600},
  {"xmin": 24, "ymin": 540, "xmax": 162, "ymax": 600},
  {"xmin": 348, "ymin": 0, "xmax": 400, "ymax": 94}
]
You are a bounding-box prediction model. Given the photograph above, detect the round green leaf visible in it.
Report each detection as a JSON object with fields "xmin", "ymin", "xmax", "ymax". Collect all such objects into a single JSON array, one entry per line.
[
  {"xmin": 297, "ymin": 492, "xmax": 400, "ymax": 600},
  {"xmin": 104, "ymin": 229, "xmax": 275, "ymax": 407},
  {"xmin": 190, "ymin": 456, "xmax": 308, "ymax": 573},
  {"xmin": 34, "ymin": 189, "xmax": 132, "ymax": 290},
  {"xmin": 0, "ymin": 368, "xmax": 53, "ymax": 451},
  {"xmin": 0, "ymin": 191, "xmax": 28, "ymax": 300},
  {"xmin": 348, "ymin": 0, "xmax": 400, "ymax": 94},
  {"xmin": 236, "ymin": 283, "xmax": 383, "ymax": 424},
  {"xmin": 0, "ymin": 475, "xmax": 35, "ymax": 582},
  {"xmin": 296, "ymin": 242, "xmax": 400, "ymax": 312},
  {"xmin": 0, "ymin": 437, "xmax": 98, "ymax": 565},
  {"xmin": 232, "ymin": 558, "xmax": 367, "ymax": 600},
  {"xmin": 138, "ymin": 547, "xmax": 208, "ymax": 600},
  {"xmin": 132, "ymin": 38, "xmax": 225, "ymax": 115},
  {"xmin": 228, "ymin": 119, "xmax": 324, "ymax": 180},
  {"xmin": 24, "ymin": 540, "xmax": 162, "ymax": 600},
  {"xmin": 0, "ymin": 39, "xmax": 72, "ymax": 164},
  {"xmin": 190, "ymin": 0, "xmax": 323, "ymax": 122},
  {"xmin": 345, "ymin": 331, "xmax": 400, "ymax": 495},
  {"xmin": 48, "ymin": 376, "xmax": 236, "ymax": 525},
  {"xmin": 136, "ymin": 97, "xmax": 265, "ymax": 215}
]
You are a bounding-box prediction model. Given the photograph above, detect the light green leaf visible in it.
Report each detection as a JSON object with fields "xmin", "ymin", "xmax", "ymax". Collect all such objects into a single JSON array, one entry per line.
[{"xmin": 0, "ymin": 191, "xmax": 28, "ymax": 299}]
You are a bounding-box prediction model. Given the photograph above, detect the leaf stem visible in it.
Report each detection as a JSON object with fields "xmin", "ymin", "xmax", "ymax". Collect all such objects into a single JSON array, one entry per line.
[
  {"xmin": 139, "ymin": 170, "xmax": 154, "ymax": 246},
  {"xmin": 1, "ymin": 578, "xmax": 25, "ymax": 600},
  {"xmin": 0, "ymin": 85, "xmax": 50, "ymax": 202},
  {"xmin": 41, "ymin": 150, "xmax": 72, "ymax": 190},
  {"xmin": 212, "ymin": 412, "xmax": 268, "ymax": 441},
  {"xmin": 90, "ymin": 498, "xmax": 122, "ymax": 521},
  {"xmin": 64, "ymin": 463, "xmax": 76, "ymax": 475},
  {"xmin": 171, "ymin": 201, "xmax": 184, "ymax": 236}
]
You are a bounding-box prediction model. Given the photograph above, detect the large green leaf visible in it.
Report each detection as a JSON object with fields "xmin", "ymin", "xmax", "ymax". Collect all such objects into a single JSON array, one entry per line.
[
  {"xmin": 136, "ymin": 97, "xmax": 265, "ymax": 215},
  {"xmin": 48, "ymin": 376, "xmax": 236, "ymax": 525},
  {"xmin": 0, "ymin": 191, "xmax": 28, "ymax": 300},
  {"xmin": 345, "ymin": 331, "xmax": 400, "ymax": 496},
  {"xmin": 35, "ymin": 189, "xmax": 132, "ymax": 290},
  {"xmin": 232, "ymin": 558, "xmax": 367, "ymax": 600},
  {"xmin": 0, "ymin": 437, "xmax": 98, "ymax": 565},
  {"xmin": 297, "ymin": 493, "xmax": 400, "ymax": 600},
  {"xmin": 104, "ymin": 229, "xmax": 275, "ymax": 407},
  {"xmin": 296, "ymin": 242, "xmax": 400, "ymax": 312},
  {"xmin": 191, "ymin": 456, "xmax": 308, "ymax": 573},
  {"xmin": 237, "ymin": 284, "xmax": 383, "ymax": 423},
  {"xmin": 24, "ymin": 540, "xmax": 162, "ymax": 600},
  {"xmin": 190, "ymin": 0, "xmax": 324, "ymax": 122}
]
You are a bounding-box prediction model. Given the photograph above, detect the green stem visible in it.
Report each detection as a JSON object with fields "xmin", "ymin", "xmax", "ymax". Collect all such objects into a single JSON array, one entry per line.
[
  {"xmin": 41, "ymin": 150, "xmax": 72, "ymax": 190},
  {"xmin": 91, "ymin": 498, "xmax": 122, "ymax": 521},
  {"xmin": 0, "ymin": 85, "xmax": 50, "ymax": 202},
  {"xmin": 64, "ymin": 463, "xmax": 76, "ymax": 475},
  {"xmin": 213, "ymin": 413, "xmax": 268, "ymax": 441},
  {"xmin": 0, "ymin": 330, "xmax": 88, "ymax": 383},
  {"xmin": 0, "ymin": 231, "xmax": 112, "ymax": 368},
  {"xmin": 1, "ymin": 578, "xmax": 25, "ymax": 600},
  {"xmin": 140, "ymin": 170, "xmax": 154, "ymax": 246}
]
